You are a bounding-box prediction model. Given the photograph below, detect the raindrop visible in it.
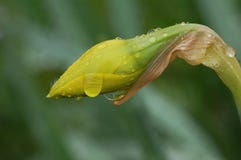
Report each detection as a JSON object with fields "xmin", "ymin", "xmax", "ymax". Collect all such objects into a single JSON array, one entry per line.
[
  {"xmin": 226, "ymin": 47, "xmax": 235, "ymax": 58},
  {"xmin": 179, "ymin": 46, "xmax": 186, "ymax": 50},
  {"xmin": 207, "ymin": 41, "xmax": 211, "ymax": 45},
  {"xmin": 207, "ymin": 33, "xmax": 212, "ymax": 38},
  {"xmin": 83, "ymin": 74, "xmax": 103, "ymax": 97}
]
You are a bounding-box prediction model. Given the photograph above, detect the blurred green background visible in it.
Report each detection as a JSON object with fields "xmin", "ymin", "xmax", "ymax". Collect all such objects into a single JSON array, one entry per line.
[{"xmin": 1, "ymin": 0, "xmax": 241, "ymax": 159}]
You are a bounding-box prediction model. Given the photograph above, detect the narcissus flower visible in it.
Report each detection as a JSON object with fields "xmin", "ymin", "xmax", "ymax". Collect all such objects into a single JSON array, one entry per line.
[{"xmin": 47, "ymin": 23, "xmax": 241, "ymax": 106}]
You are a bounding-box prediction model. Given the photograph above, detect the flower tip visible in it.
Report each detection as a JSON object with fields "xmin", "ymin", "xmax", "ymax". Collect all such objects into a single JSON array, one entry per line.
[
  {"xmin": 46, "ymin": 89, "xmax": 55, "ymax": 98},
  {"xmin": 46, "ymin": 93, "xmax": 52, "ymax": 98}
]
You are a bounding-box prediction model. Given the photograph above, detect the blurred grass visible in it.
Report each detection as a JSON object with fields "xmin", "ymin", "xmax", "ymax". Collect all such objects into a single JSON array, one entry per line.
[{"xmin": 0, "ymin": 0, "xmax": 241, "ymax": 160}]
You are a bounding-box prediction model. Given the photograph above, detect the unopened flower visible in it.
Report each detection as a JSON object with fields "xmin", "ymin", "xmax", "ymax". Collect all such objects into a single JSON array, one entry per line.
[{"xmin": 47, "ymin": 23, "xmax": 240, "ymax": 106}]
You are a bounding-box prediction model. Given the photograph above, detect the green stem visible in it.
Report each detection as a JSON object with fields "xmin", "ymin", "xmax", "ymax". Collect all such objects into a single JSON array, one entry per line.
[{"xmin": 202, "ymin": 44, "xmax": 241, "ymax": 110}]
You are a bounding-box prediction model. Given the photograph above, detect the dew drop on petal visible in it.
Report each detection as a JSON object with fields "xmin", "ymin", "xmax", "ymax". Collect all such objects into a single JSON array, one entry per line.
[
  {"xmin": 84, "ymin": 74, "xmax": 103, "ymax": 97},
  {"xmin": 226, "ymin": 46, "xmax": 235, "ymax": 58},
  {"xmin": 207, "ymin": 33, "xmax": 212, "ymax": 38}
]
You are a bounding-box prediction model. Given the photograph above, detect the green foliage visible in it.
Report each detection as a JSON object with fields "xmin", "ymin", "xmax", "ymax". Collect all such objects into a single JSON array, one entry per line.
[{"xmin": 1, "ymin": 0, "xmax": 241, "ymax": 160}]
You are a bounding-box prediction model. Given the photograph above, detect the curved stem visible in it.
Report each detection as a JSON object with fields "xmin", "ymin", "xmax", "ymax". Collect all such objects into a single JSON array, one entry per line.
[
  {"xmin": 202, "ymin": 45, "xmax": 241, "ymax": 110},
  {"xmin": 174, "ymin": 25, "xmax": 241, "ymax": 111}
]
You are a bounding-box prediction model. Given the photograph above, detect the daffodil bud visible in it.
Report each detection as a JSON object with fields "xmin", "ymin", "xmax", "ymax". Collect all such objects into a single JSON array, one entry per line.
[
  {"xmin": 47, "ymin": 24, "xmax": 192, "ymax": 99},
  {"xmin": 47, "ymin": 23, "xmax": 241, "ymax": 107}
]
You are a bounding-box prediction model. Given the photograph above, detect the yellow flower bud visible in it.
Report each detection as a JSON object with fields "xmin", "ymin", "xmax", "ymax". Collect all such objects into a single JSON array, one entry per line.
[
  {"xmin": 47, "ymin": 23, "xmax": 197, "ymax": 103},
  {"xmin": 47, "ymin": 23, "xmax": 241, "ymax": 107}
]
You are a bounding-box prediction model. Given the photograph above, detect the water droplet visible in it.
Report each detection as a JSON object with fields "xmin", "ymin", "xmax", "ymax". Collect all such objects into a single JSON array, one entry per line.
[
  {"xmin": 180, "ymin": 46, "xmax": 186, "ymax": 50},
  {"xmin": 207, "ymin": 34, "xmax": 212, "ymax": 38},
  {"xmin": 226, "ymin": 47, "xmax": 235, "ymax": 58},
  {"xmin": 207, "ymin": 41, "xmax": 211, "ymax": 45},
  {"xmin": 83, "ymin": 74, "xmax": 103, "ymax": 97}
]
